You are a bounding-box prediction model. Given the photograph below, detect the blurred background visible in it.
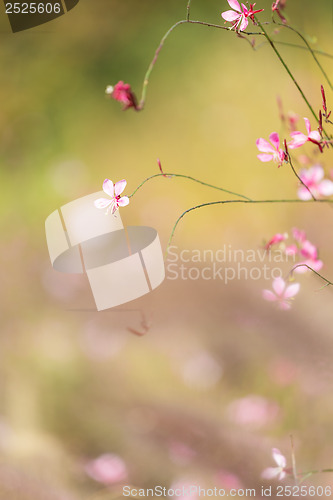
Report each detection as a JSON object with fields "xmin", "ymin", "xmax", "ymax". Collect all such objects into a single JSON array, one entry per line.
[{"xmin": 0, "ymin": 0, "xmax": 333, "ymax": 498}]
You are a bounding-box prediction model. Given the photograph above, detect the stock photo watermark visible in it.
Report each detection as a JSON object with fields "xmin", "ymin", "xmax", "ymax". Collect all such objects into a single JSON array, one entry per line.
[{"xmin": 166, "ymin": 245, "xmax": 296, "ymax": 283}]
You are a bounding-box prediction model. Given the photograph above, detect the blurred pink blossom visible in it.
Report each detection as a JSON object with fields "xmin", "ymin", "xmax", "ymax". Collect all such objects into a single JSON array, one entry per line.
[
  {"xmin": 256, "ymin": 133, "xmax": 287, "ymax": 167},
  {"xmin": 269, "ymin": 358, "xmax": 298, "ymax": 386},
  {"xmin": 169, "ymin": 479, "xmax": 200, "ymax": 500},
  {"xmin": 262, "ymin": 277, "xmax": 300, "ymax": 310},
  {"xmin": 221, "ymin": 0, "xmax": 263, "ymax": 32},
  {"xmin": 262, "ymin": 448, "xmax": 288, "ymax": 480},
  {"xmin": 168, "ymin": 441, "xmax": 197, "ymax": 466},
  {"xmin": 85, "ymin": 454, "xmax": 128, "ymax": 485},
  {"xmin": 264, "ymin": 232, "xmax": 288, "ymax": 250},
  {"xmin": 297, "ymin": 165, "xmax": 333, "ymax": 200},
  {"xmin": 94, "ymin": 179, "xmax": 129, "ymax": 214},
  {"xmin": 215, "ymin": 470, "xmax": 243, "ymax": 489},
  {"xmin": 294, "ymin": 237, "xmax": 323, "ymax": 274},
  {"xmin": 227, "ymin": 395, "xmax": 280, "ymax": 428},
  {"xmin": 106, "ymin": 81, "xmax": 138, "ymax": 110},
  {"xmin": 289, "ymin": 118, "xmax": 322, "ymax": 151}
]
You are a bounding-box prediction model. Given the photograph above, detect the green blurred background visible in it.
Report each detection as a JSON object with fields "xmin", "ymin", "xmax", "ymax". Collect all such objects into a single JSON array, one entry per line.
[{"xmin": 0, "ymin": 0, "xmax": 333, "ymax": 498}]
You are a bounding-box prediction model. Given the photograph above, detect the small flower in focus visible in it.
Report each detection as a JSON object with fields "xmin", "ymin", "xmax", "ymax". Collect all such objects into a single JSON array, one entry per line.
[
  {"xmin": 289, "ymin": 118, "xmax": 322, "ymax": 152},
  {"xmin": 264, "ymin": 232, "xmax": 288, "ymax": 250},
  {"xmin": 256, "ymin": 132, "xmax": 288, "ymax": 167},
  {"xmin": 262, "ymin": 277, "xmax": 300, "ymax": 310},
  {"xmin": 262, "ymin": 448, "xmax": 288, "ymax": 480},
  {"xmin": 297, "ymin": 165, "xmax": 333, "ymax": 201},
  {"xmin": 221, "ymin": 0, "xmax": 264, "ymax": 32},
  {"xmin": 106, "ymin": 81, "xmax": 138, "ymax": 110},
  {"xmin": 85, "ymin": 454, "xmax": 128, "ymax": 485},
  {"xmin": 94, "ymin": 179, "xmax": 129, "ymax": 215}
]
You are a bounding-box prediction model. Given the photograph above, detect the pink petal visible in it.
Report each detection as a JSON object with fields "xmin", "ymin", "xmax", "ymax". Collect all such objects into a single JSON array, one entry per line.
[
  {"xmin": 257, "ymin": 153, "xmax": 273, "ymax": 162},
  {"xmin": 239, "ymin": 15, "xmax": 248, "ymax": 31},
  {"xmin": 94, "ymin": 198, "xmax": 112, "ymax": 209},
  {"xmin": 262, "ymin": 290, "xmax": 277, "ymax": 302},
  {"xmin": 227, "ymin": 0, "xmax": 241, "ymax": 12},
  {"xmin": 308, "ymin": 130, "xmax": 321, "ymax": 142},
  {"xmin": 261, "ymin": 467, "xmax": 280, "ymax": 479},
  {"xmin": 117, "ymin": 196, "xmax": 129, "ymax": 207},
  {"xmin": 256, "ymin": 138, "xmax": 275, "ymax": 153},
  {"xmin": 269, "ymin": 132, "xmax": 280, "ymax": 150},
  {"xmin": 308, "ymin": 259, "xmax": 323, "ymax": 272},
  {"xmin": 222, "ymin": 10, "xmax": 241, "ymax": 21},
  {"xmin": 304, "ymin": 117, "xmax": 311, "ymax": 135},
  {"xmin": 278, "ymin": 301, "xmax": 291, "ymax": 310},
  {"xmin": 272, "ymin": 449, "xmax": 287, "ymax": 468},
  {"xmin": 241, "ymin": 3, "xmax": 248, "ymax": 14},
  {"xmin": 114, "ymin": 179, "xmax": 127, "ymax": 197},
  {"xmin": 297, "ymin": 186, "xmax": 313, "ymax": 201},
  {"xmin": 309, "ymin": 165, "xmax": 324, "ymax": 183},
  {"xmin": 288, "ymin": 132, "xmax": 307, "ymax": 149},
  {"xmin": 285, "ymin": 244, "xmax": 298, "ymax": 256},
  {"xmin": 319, "ymin": 180, "xmax": 333, "ymax": 196},
  {"xmin": 284, "ymin": 283, "xmax": 300, "ymax": 299},
  {"xmin": 272, "ymin": 277, "xmax": 285, "ymax": 297},
  {"xmin": 279, "ymin": 470, "xmax": 287, "ymax": 480},
  {"xmin": 103, "ymin": 179, "xmax": 114, "ymax": 197}
]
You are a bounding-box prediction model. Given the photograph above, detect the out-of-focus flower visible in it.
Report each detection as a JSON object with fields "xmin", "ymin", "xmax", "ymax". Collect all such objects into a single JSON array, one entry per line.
[
  {"xmin": 287, "ymin": 111, "xmax": 299, "ymax": 131},
  {"xmin": 262, "ymin": 277, "xmax": 300, "ymax": 310},
  {"xmin": 85, "ymin": 454, "xmax": 128, "ymax": 485},
  {"xmin": 215, "ymin": 470, "xmax": 243, "ymax": 490},
  {"xmin": 181, "ymin": 351, "xmax": 223, "ymax": 390},
  {"xmin": 262, "ymin": 448, "xmax": 288, "ymax": 480},
  {"xmin": 106, "ymin": 81, "xmax": 138, "ymax": 110},
  {"xmin": 169, "ymin": 479, "xmax": 201, "ymax": 500},
  {"xmin": 168, "ymin": 442, "xmax": 197, "ymax": 466},
  {"xmin": 297, "ymin": 165, "xmax": 333, "ymax": 201},
  {"xmin": 94, "ymin": 179, "xmax": 129, "ymax": 215},
  {"xmin": 289, "ymin": 118, "xmax": 322, "ymax": 151},
  {"xmin": 272, "ymin": 0, "xmax": 287, "ymax": 23},
  {"xmin": 256, "ymin": 133, "xmax": 288, "ymax": 167},
  {"xmin": 227, "ymin": 395, "xmax": 280, "ymax": 428},
  {"xmin": 264, "ymin": 232, "xmax": 288, "ymax": 250},
  {"xmin": 221, "ymin": 0, "xmax": 263, "ymax": 32},
  {"xmin": 294, "ymin": 238, "xmax": 323, "ymax": 274}
]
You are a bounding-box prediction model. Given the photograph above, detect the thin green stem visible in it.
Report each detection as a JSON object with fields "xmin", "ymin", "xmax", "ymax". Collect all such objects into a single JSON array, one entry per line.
[
  {"xmin": 166, "ymin": 198, "xmax": 333, "ymax": 255},
  {"xmin": 255, "ymin": 41, "xmax": 333, "ymax": 60},
  {"xmin": 138, "ymin": 19, "xmax": 263, "ymax": 109},
  {"xmin": 129, "ymin": 173, "xmax": 252, "ymax": 201},
  {"xmin": 290, "ymin": 264, "xmax": 333, "ymax": 286},
  {"xmin": 298, "ymin": 469, "xmax": 333, "ymax": 485},
  {"xmin": 255, "ymin": 18, "xmax": 318, "ymax": 124},
  {"xmin": 186, "ymin": 0, "xmax": 192, "ymax": 21},
  {"xmin": 288, "ymin": 154, "xmax": 316, "ymax": 201},
  {"xmin": 290, "ymin": 435, "xmax": 298, "ymax": 485},
  {"xmin": 274, "ymin": 22, "xmax": 333, "ymax": 91}
]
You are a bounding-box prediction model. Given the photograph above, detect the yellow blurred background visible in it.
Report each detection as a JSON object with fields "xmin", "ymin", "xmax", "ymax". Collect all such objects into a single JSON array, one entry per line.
[{"xmin": 0, "ymin": 0, "xmax": 333, "ymax": 498}]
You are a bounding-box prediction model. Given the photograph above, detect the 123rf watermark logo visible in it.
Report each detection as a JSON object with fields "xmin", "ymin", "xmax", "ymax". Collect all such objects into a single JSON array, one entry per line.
[
  {"xmin": 3, "ymin": 0, "xmax": 80, "ymax": 32},
  {"xmin": 166, "ymin": 245, "xmax": 295, "ymax": 283}
]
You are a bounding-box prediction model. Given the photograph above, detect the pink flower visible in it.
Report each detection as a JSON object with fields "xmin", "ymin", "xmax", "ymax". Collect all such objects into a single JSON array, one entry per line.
[
  {"xmin": 294, "ymin": 238, "xmax": 323, "ymax": 274},
  {"xmin": 262, "ymin": 277, "xmax": 300, "ymax": 310},
  {"xmin": 262, "ymin": 448, "xmax": 288, "ymax": 480},
  {"xmin": 256, "ymin": 133, "xmax": 288, "ymax": 167},
  {"xmin": 264, "ymin": 232, "xmax": 288, "ymax": 250},
  {"xmin": 94, "ymin": 179, "xmax": 129, "ymax": 215},
  {"xmin": 227, "ymin": 395, "xmax": 280, "ymax": 428},
  {"xmin": 297, "ymin": 165, "xmax": 333, "ymax": 200},
  {"xmin": 289, "ymin": 118, "xmax": 322, "ymax": 151},
  {"xmin": 85, "ymin": 454, "xmax": 128, "ymax": 485},
  {"xmin": 106, "ymin": 81, "xmax": 138, "ymax": 110},
  {"xmin": 221, "ymin": 0, "xmax": 263, "ymax": 32}
]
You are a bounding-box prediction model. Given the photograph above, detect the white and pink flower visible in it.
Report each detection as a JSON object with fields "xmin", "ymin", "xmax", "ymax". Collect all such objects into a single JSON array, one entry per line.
[
  {"xmin": 262, "ymin": 277, "xmax": 300, "ymax": 310},
  {"xmin": 289, "ymin": 118, "xmax": 322, "ymax": 151},
  {"xmin": 256, "ymin": 133, "xmax": 288, "ymax": 167},
  {"xmin": 262, "ymin": 448, "xmax": 288, "ymax": 480},
  {"xmin": 297, "ymin": 165, "xmax": 333, "ymax": 201},
  {"xmin": 221, "ymin": 0, "xmax": 263, "ymax": 32},
  {"xmin": 94, "ymin": 179, "xmax": 129, "ymax": 215}
]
